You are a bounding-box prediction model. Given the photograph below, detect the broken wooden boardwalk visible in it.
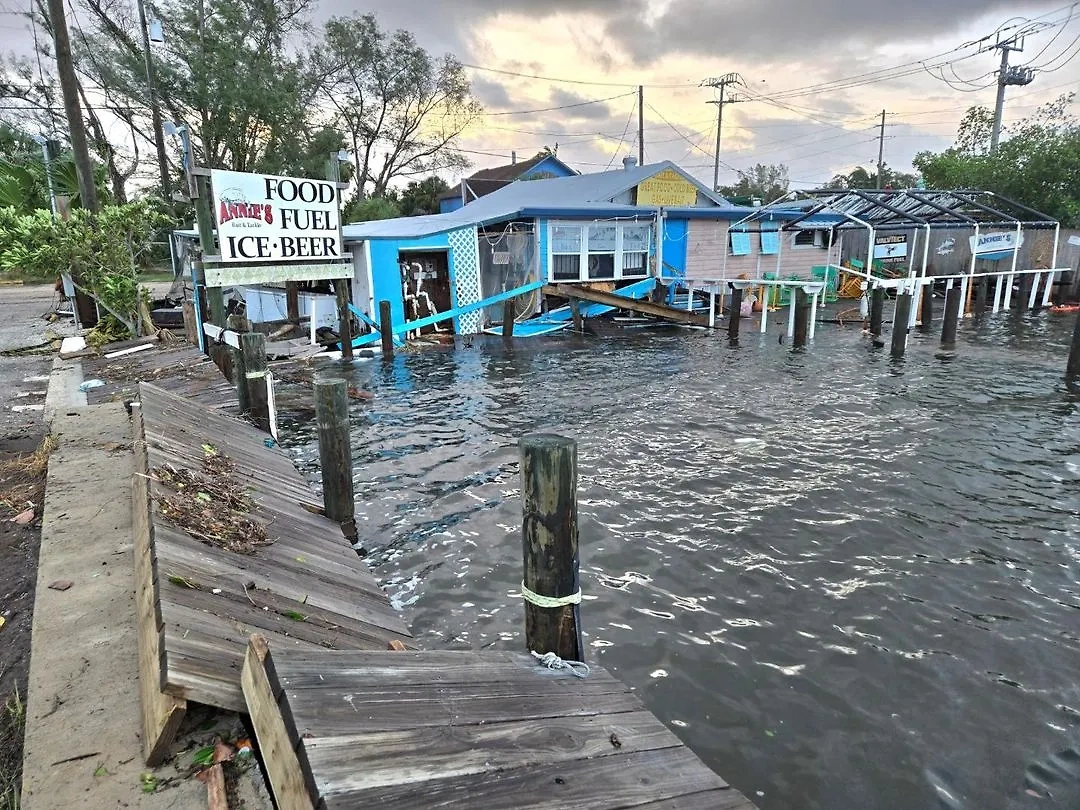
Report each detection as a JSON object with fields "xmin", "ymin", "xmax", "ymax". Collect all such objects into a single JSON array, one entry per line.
[
  {"xmin": 545, "ymin": 283, "xmax": 711, "ymax": 327},
  {"xmin": 85, "ymin": 343, "xmax": 238, "ymax": 410},
  {"xmin": 133, "ymin": 382, "xmax": 412, "ymax": 764},
  {"xmin": 242, "ymin": 639, "xmax": 757, "ymax": 810}
]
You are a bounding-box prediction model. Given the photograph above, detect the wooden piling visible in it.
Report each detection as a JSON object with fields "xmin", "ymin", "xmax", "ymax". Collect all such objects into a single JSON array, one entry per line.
[
  {"xmin": 891, "ymin": 294, "xmax": 912, "ymax": 358},
  {"xmin": 869, "ymin": 287, "xmax": 885, "ymax": 336},
  {"xmin": 974, "ymin": 275, "xmax": 989, "ymax": 317},
  {"xmin": 234, "ymin": 341, "xmax": 249, "ymax": 413},
  {"xmin": 240, "ymin": 332, "xmax": 270, "ymax": 432},
  {"xmin": 519, "ymin": 433, "xmax": 583, "ymax": 662},
  {"xmin": 1017, "ymin": 273, "xmax": 1034, "ymax": 311},
  {"xmin": 285, "ymin": 282, "xmax": 300, "ymax": 324},
  {"xmin": 793, "ymin": 288, "xmax": 810, "ymax": 348},
  {"xmin": 570, "ymin": 300, "xmax": 584, "ymax": 333},
  {"xmin": 1067, "ymin": 312, "xmax": 1080, "ymax": 383},
  {"xmin": 502, "ymin": 297, "xmax": 516, "ymax": 346},
  {"xmin": 314, "ymin": 379, "xmax": 355, "ymax": 527},
  {"xmin": 920, "ymin": 283, "xmax": 934, "ymax": 330},
  {"xmin": 728, "ymin": 288, "xmax": 743, "ymax": 340},
  {"xmin": 941, "ymin": 286, "xmax": 962, "ymax": 346},
  {"xmin": 378, "ymin": 300, "xmax": 394, "ymax": 358},
  {"xmin": 335, "ymin": 279, "xmax": 353, "ymax": 360}
]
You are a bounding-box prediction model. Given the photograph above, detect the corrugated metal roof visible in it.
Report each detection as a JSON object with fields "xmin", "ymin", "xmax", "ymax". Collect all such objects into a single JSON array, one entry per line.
[{"xmin": 343, "ymin": 161, "xmax": 735, "ymax": 241}]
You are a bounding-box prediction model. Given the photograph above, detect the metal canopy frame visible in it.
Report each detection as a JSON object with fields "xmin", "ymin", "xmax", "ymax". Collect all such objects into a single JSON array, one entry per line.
[{"xmin": 751, "ymin": 188, "xmax": 1059, "ymax": 233}]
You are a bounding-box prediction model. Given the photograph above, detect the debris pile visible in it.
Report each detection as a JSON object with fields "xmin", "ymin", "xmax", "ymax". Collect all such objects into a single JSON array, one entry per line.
[{"xmin": 155, "ymin": 445, "xmax": 271, "ymax": 554}]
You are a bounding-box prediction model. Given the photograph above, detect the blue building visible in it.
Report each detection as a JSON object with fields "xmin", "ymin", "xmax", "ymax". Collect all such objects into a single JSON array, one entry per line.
[
  {"xmin": 438, "ymin": 151, "xmax": 577, "ymax": 214},
  {"xmin": 343, "ymin": 159, "xmax": 839, "ymax": 342}
]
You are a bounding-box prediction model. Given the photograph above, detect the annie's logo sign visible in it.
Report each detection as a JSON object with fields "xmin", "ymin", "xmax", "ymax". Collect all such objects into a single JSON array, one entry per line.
[{"xmin": 210, "ymin": 169, "xmax": 343, "ymax": 263}]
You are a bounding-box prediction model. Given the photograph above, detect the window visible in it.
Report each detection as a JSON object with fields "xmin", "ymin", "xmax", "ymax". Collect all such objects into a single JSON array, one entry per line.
[
  {"xmin": 621, "ymin": 225, "xmax": 650, "ymax": 277},
  {"xmin": 551, "ymin": 224, "xmax": 582, "ymax": 281},
  {"xmin": 547, "ymin": 221, "xmax": 652, "ymax": 282},
  {"xmin": 792, "ymin": 229, "xmax": 823, "ymax": 249},
  {"xmin": 587, "ymin": 224, "xmax": 617, "ymax": 280}
]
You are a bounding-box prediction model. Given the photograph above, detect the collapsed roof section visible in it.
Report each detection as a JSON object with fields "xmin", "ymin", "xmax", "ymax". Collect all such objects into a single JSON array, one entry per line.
[{"xmin": 737, "ymin": 189, "xmax": 1059, "ymax": 232}]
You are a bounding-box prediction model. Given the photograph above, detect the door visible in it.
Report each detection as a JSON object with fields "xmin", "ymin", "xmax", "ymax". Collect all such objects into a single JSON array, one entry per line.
[{"xmin": 399, "ymin": 250, "xmax": 452, "ymax": 333}]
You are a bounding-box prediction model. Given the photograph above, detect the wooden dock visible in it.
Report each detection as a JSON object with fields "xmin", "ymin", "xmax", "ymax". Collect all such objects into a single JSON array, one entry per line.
[
  {"xmin": 84, "ymin": 343, "xmax": 238, "ymax": 409},
  {"xmin": 105, "ymin": 341, "xmax": 756, "ymax": 807},
  {"xmin": 545, "ymin": 283, "xmax": 710, "ymax": 327},
  {"xmin": 132, "ymin": 382, "xmax": 412, "ymax": 763},
  {"xmin": 242, "ymin": 639, "xmax": 756, "ymax": 810}
]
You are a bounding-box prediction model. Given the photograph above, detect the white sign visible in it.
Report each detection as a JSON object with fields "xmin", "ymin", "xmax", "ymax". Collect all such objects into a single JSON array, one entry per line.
[
  {"xmin": 211, "ymin": 169, "xmax": 343, "ymax": 263},
  {"xmin": 969, "ymin": 230, "xmax": 1024, "ymax": 258},
  {"xmin": 873, "ymin": 234, "xmax": 908, "ymax": 264}
]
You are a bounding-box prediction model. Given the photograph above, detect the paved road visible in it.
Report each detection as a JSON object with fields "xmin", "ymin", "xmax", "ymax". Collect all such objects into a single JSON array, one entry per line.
[{"xmin": 0, "ymin": 284, "xmax": 76, "ymax": 443}]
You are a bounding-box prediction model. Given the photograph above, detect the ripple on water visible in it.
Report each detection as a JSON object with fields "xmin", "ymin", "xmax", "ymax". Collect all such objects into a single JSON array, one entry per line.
[{"xmin": 280, "ymin": 318, "xmax": 1080, "ymax": 810}]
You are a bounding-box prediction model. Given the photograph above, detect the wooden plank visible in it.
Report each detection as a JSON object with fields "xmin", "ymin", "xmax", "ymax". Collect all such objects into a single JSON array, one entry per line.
[
  {"xmin": 132, "ymin": 406, "xmax": 186, "ymax": 765},
  {"xmin": 283, "ymin": 686, "xmax": 645, "ymax": 736},
  {"xmin": 548, "ymin": 283, "xmax": 709, "ymax": 326},
  {"xmin": 241, "ymin": 636, "xmax": 316, "ymax": 810},
  {"xmin": 302, "ymin": 711, "xmax": 684, "ymax": 794},
  {"xmin": 321, "ymin": 747, "xmax": 730, "ymax": 810},
  {"xmin": 204, "ymin": 262, "xmax": 352, "ymax": 287},
  {"xmin": 272, "ymin": 652, "xmax": 624, "ymax": 691},
  {"xmin": 633, "ymin": 788, "xmax": 759, "ymax": 810}
]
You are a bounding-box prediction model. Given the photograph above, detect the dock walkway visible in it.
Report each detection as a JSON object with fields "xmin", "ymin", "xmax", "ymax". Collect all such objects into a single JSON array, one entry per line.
[
  {"xmin": 242, "ymin": 641, "xmax": 756, "ymax": 810},
  {"xmin": 110, "ymin": 343, "xmax": 754, "ymax": 808}
]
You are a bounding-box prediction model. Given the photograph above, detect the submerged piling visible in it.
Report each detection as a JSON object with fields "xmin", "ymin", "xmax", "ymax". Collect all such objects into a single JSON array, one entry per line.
[
  {"xmin": 974, "ymin": 276, "xmax": 989, "ymax": 317},
  {"xmin": 502, "ymin": 298, "xmax": 516, "ymax": 347},
  {"xmin": 793, "ymin": 289, "xmax": 810, "ymax": 348},
  {"xmin": 942, "ymin": 286, "xmax": 962, "ymax": 347},
  {"xmin": 920, "ymin": 283, "xmax": 934, "ymax": 330},
  {"xmin": 891, "ymin": 294, "xmax": 912, "ymax": 358},
  {"xmin": 335, "ymin": 280, "xmax": 353, "ymax": 360},
  {"xmin": 728, "ymin": 288, "xmax": 743, "ymax": 341},
  {"xmin": 869, "ymin": 287, "xmax": 885, "ymax": 337},
  {"xmin": 240, "ymin": 332, "xmax": 269, "ymax": 432},
  {"xmin": 1068, "ymin": 312, "xmax": 1080, "ymax": 384},
  {"xmin": 519, "ymin": 433, "xmax": 583, "ymax": 662},
  {"xmin": 1017, "ymin": 273, "xmax": 1034, "ymax": 312},
  {"xmin": 378, "ymin": 300, "xmax": 394, "ymax": 358},
  {"xmin": 314, "ymin": 379, "xmax": 356, "ymax": 535}
]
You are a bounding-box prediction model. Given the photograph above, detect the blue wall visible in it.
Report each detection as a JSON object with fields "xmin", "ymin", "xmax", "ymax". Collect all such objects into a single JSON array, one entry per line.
[
  {"xmin": 662, "ymin": 218, "xmax": 688, "ymax": 278},
  {"xmin": 367, "ymin": 232, "xmax": 453, "ymax": 329},
  {"xmin": 440, "ymin": 195, "xmax": 464, "ymax": 214},
  {"xmin": 440, "ymin": 156, "xmax": 576, "ymax": 214},
  {"xmin": 519, "ymin": 155, "xmax": 575, "ymax": 180}
]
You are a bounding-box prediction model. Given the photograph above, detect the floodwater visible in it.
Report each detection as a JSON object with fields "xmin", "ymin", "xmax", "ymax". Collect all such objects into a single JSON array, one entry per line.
[{"xmin": 280, "ymin": 308, "xmax": 1080, "ymax": 810}]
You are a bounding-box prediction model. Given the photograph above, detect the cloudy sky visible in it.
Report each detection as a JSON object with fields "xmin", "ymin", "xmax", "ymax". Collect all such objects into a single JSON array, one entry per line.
[
  {"xmin": 351, "ymin": 0, "xmax": 1080, "ymax": 190},
  {"xmin": 2, "ymin": 0, "xmax": 1078, "ymax": 191}
]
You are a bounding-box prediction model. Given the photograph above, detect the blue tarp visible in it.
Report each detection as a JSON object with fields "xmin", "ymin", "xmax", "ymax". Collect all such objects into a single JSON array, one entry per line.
[
  {"xmin": 760, "ymin": 221, "xmax": 780, "ymax": 255},
  {"xmin": 730, "ymin": 230, "xmax": 752, "ymax": 256}
]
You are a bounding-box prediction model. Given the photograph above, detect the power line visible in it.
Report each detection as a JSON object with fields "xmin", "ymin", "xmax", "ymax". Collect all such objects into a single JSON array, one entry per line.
[
  {"xmin": 462, "ymin": 62, "xmax": 697, "ymax": 90},
  {"xmin": 644, "ymin": 100, "xmax": 737, "ymax": 172},
  {"xmin": 479, "ymin": 91, "xmax": 635, "ymax": 117},
  {"xmin": 605, "ymin": 96, "xmax": 636, "ymax": 170}
]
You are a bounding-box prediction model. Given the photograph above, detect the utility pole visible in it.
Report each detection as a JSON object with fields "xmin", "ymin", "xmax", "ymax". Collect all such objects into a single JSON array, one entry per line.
[
  {"xmin": 638, "ymin": 85, "xmax": 645, "ymax": 166},
  {"xmin": 136, "ymin": 0, "xmax": 171, "ymax": 201},
  {"xmin": 990, "ymin": 33, "xmax": 1034, "ymax": 151},
  {"xmin": 702, "ymin": 73, "xmax": 744, "ymax": 192},
  {"xmin": 45, "ymin": 0, "xmax": 97, "ymax": 213},
  {"xmin": 876, "ymin": 109, "xmax": 886, "ymax": 189}
]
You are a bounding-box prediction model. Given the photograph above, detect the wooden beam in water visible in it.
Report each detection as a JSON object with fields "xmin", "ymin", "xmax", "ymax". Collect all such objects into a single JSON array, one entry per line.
[{"xmin": 546, "ymin": 283, "xmax": 709, "ymax": 326}]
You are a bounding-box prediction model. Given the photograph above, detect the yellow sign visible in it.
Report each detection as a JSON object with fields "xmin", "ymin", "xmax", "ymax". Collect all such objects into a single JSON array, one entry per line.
[{"xmin": 636, "ymin": 168, "xmax": 698, "ymax": 207}]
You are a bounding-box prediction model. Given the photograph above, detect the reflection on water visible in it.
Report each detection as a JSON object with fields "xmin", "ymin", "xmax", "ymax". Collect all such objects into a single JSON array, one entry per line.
[{"xmin": 280, "ymin": 310, "xmax": 1080, "ymax": 810}]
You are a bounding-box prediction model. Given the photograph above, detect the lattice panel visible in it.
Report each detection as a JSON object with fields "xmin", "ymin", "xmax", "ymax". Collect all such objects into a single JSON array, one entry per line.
[{"xmin": 448, "ymin": 227, "xmax": 482, "ymax": 334}]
